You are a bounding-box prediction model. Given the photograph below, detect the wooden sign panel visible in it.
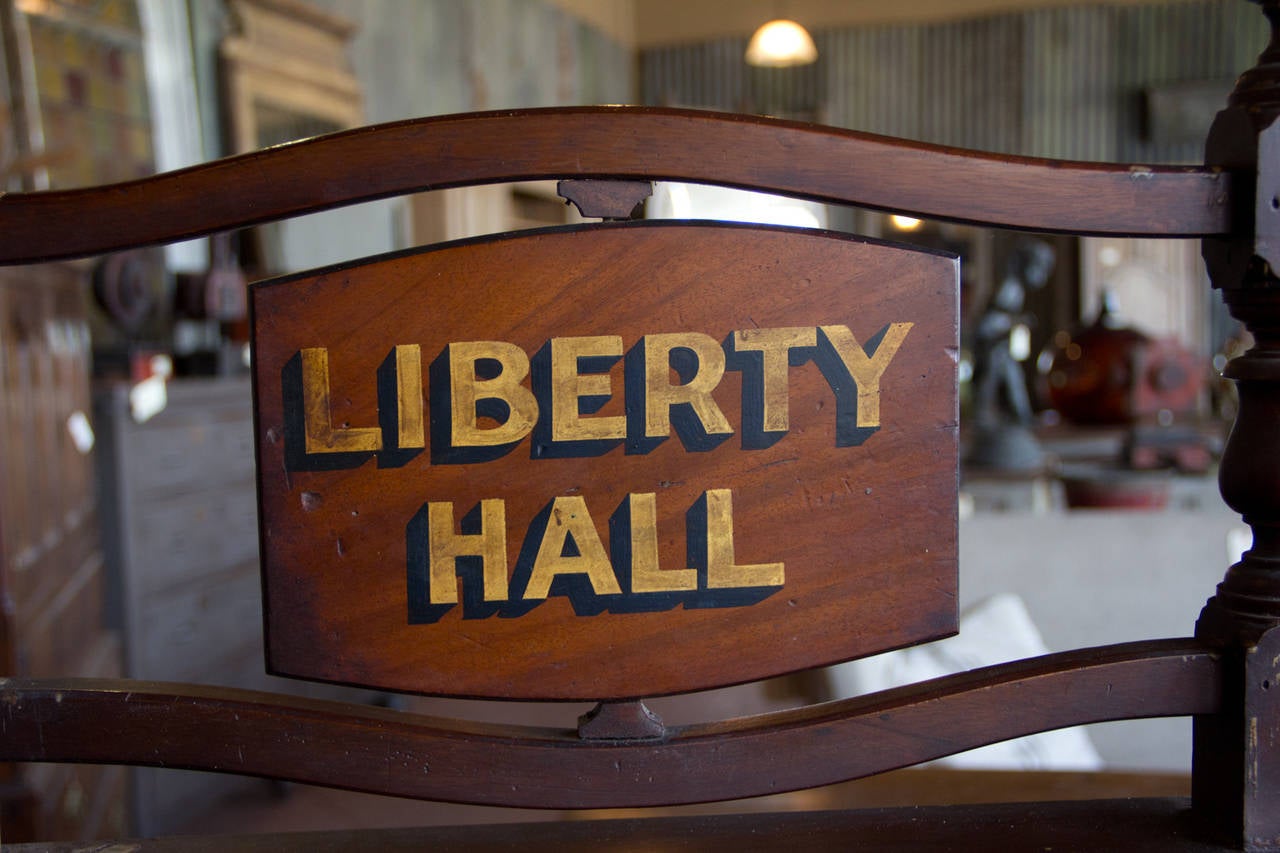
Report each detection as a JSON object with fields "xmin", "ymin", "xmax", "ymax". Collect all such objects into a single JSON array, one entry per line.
[{"xmin": 251, "ymin": 222, "xmax": 958, "ymax": 700}]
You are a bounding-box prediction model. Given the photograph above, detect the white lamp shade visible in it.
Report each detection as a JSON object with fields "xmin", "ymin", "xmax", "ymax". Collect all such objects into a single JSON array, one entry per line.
[{"xmin": 745, "ymin": 19, "xmax": 818, "ymax": 68}]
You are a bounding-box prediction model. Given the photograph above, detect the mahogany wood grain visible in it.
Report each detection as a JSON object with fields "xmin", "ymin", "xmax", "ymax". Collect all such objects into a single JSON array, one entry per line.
[
  {"xmin": 0, "ymin": 640, "xmax": 1218, "ymax": 809},
  {"xmin": 0, "ymin": 107, "xmax": 1231, "ymax": 266},
  {"xmin": 251, "ymin": 222, "xmax": 959, "ymax": 699}
]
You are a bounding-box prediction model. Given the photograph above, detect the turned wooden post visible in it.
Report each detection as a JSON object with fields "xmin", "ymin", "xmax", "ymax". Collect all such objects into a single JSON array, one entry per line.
[{"xmin": 1195, "ymin": 2, "xmax": 1280, "ymax": 848}]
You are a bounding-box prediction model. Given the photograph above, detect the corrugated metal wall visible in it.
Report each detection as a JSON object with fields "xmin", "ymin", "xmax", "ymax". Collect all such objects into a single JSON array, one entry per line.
[{"xmin": 641, "ymin": 0, "xmax": 1266, "ymax": 163}]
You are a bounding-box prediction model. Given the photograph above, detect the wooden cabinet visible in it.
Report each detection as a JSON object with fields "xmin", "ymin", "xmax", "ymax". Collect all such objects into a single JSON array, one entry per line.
[
  {"xmin": 97, "ymin": 379, "xmax": 259, "ymax": 675},
  {"xmin": 0, "ymin": 263, "xmax": 125, "ymax": 842},
  {"xmin": 95, "ymin": 376, "xmax": 369, "ymax": 836},
  {"xmin": 95, "ymin": 377, "xmax": 262, "ymax": 836}
]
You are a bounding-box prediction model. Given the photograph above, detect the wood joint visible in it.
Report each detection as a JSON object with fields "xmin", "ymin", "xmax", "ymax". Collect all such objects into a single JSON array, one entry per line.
[
  {"xmin": 577, "ymin": 700, "xmax": 666, "ymax": 741},
  {"xmin": 557, "ymin": 180, "xmax": 652, "ymax": 221}
]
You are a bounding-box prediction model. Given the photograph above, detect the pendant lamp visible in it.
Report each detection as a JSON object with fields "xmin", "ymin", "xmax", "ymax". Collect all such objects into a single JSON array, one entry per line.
[{"xmin": 745, "ymin": 19, "xmax": 818, "ymax": 67}]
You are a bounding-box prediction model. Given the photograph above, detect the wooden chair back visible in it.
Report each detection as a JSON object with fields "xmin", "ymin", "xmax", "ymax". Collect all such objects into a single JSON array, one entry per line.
[{"xmin": 2, "ymin": 4, "xmax": 1280, "ymax": 848}]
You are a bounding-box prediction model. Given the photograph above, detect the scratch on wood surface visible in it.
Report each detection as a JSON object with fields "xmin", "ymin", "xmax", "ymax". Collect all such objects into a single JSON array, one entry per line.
[
  {"xmin": 1250, "ymin": 717, "xmax": 1260, "ymax": 790},
  {"xmin": 750, "ymin": 457, "xmax": 799, "ymax": 473},
  {"xmin": 457, "ymin": 632, "xmax": 494, "ymax": 651}
]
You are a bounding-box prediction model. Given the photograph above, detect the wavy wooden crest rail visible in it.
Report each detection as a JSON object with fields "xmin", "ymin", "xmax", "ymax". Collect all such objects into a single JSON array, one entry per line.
[
  {"xmin": 0, "ymin": 107, "xmax": 1232, "ymax": 265},
  {"xmin": 0, "ymin": 641, "xmax": 1218, "ymax": 808}
]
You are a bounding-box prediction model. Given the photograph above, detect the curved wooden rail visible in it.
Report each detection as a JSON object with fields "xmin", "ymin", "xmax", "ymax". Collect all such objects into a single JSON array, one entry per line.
[
  {"xmin": 0, "ymin": 639, "xmax": 1218, "ymax": 809},
  {"xmin": 0, "ymin": 107, "xmax": 1231, "ymax": 265}
]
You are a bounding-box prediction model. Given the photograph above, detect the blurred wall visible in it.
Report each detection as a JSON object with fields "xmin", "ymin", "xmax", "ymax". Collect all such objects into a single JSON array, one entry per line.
[
  {"xmin": 642, "ymin": 0, "xmax": 1264, "ymax": 163},
  {"xmin": 186, "ymin": 0, "xmax": 635, "ymax": 273},
  {"xmin": 309, "ymin": 0, "xmax": 633, "ymax": 124}
]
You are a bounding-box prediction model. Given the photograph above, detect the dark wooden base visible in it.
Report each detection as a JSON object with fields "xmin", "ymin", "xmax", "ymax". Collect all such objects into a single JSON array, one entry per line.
[{"xmin": 9, "ymin": 799, "xmax": 1237, "ymax": 852}]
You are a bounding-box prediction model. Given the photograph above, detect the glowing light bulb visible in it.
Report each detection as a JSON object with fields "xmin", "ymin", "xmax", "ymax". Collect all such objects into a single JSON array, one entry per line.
[{"xmin": 745, "ymin": 20, "xmax": 818, "ymax": 68}]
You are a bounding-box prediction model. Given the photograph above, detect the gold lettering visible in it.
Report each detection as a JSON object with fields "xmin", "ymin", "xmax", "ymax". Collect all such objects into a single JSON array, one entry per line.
[
  {"xmin": 705, "ymin": 488, "xmax": 784, "ymax": 588},
  {"xmin": 523, "ymin": 496, "xmax": 621, "ymax": 599},
  {"xmin": 818, "ymin": 323, "xmax": 913, "ymax": 427},
  {"xmin": 626, "ymin": 492, "xmax": 697, "ymax": 593},
  {"xmin": 733, "ymin": 327, "xmax": 817, "ymax": 432},
  {"xmin": 427, "ymin": 499, "xmax": 508, "ymax": 604},
  {"xmin": 300, "ymin": 347, "xmax": 383, "ymax": 454},
  {"xmin": 449, "ymin": 341, "xmax": 539, "ymax": 447},
  {"xmin": 550, "ymin": 336, "xmax": 625, "ymax": 442},
  {"xmin": 395, "ymin": 344, "xmax": 425, "ymax": 448},
  {"xmin": 643, "ymin": 332, "xmax": 733, "ymax": 440}
]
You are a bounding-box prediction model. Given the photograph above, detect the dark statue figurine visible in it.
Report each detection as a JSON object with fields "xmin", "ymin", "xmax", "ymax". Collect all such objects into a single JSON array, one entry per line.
[{"xmin": 965, "ymin": 239, "xmax": 1055, "ymax": 471}]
